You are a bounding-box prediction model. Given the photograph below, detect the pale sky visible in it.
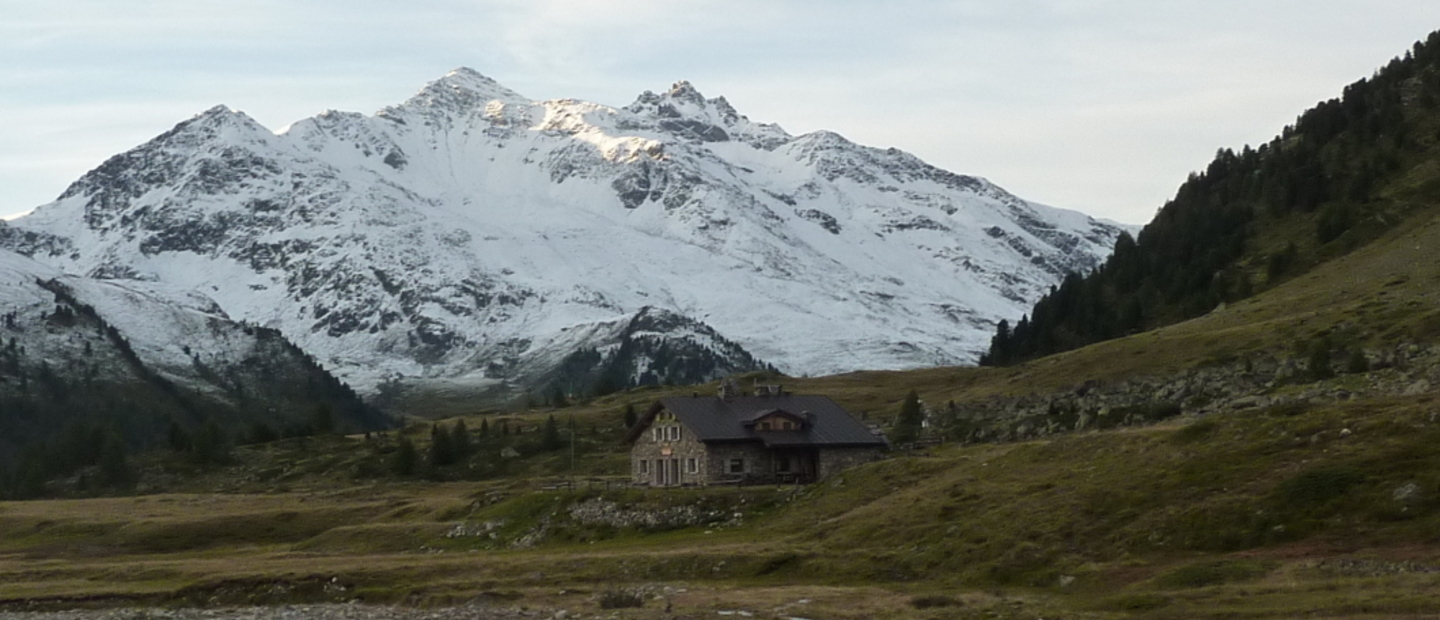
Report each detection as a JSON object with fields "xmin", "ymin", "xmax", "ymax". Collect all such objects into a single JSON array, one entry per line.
[{"xmin": 2, "ymin": 1, "xmax": 1436, "ymax": 224}]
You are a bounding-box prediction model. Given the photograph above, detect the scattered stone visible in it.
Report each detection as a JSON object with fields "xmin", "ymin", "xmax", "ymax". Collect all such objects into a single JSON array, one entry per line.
[{"xmin": 1394, "ymin": 481, "xmax": 1422, "ymax": 502}]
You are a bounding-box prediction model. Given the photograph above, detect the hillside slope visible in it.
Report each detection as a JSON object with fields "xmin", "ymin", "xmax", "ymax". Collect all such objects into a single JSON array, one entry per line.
[
  {"xmin": 0, "ymin": 247, "xmax": 390, "ymax": 495},
  {"xmin": 983, "ymin": 29, "xmax": 1440, "ymax": 366}
]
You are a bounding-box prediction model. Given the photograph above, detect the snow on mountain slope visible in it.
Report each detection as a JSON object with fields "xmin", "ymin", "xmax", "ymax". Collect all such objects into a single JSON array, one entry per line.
[
  {"xmin": 5, "ymin": 69, "xmax": 1129, "ymax": 397},
  {"xmin": 0, "ymin": 245, "xmax": 387, "ymax": 457}
]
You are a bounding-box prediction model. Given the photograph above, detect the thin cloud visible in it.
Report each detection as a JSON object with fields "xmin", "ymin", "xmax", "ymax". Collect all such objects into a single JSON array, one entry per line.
[{"xmin": 2, "ymin": 1, "xmax": 1437, "ymax": 223}]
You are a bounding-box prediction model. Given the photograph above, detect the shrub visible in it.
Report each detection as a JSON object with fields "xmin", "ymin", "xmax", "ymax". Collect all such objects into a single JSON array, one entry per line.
[
  {"xmin": 1276, "ymin": 466, "xmax": 1365, "ymax": 507},
  {"xmin": 597, "ymin": 589, "xmax": 645, "ymax": 609},
  {"xmin": 1156, "ymin": 559, "xmax": 1276, "ymax": 589},
  {"xmin": 909, "ymin": 594, "xmax": 961, "ymax": 609},
  {"xmin": 1118, "ymin": 401, "xmax": 1183, "ymax": 423},
  {"xmin": 1172, "ymin": 418, "xmax": 1219, "ymax": 444},
  {"xmin": 1307, "ymin": 340, "xmax": 1335, "ymax": 381},
  {"xmin": 1345, "ymin": 349, "xmax": 1370, "ymax": 374}
]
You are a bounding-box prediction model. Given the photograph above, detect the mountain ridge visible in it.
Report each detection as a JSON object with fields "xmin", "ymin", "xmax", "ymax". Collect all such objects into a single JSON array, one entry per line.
[{"xmin": 5, "ymin": 69, "xmax": 1128, "ymax": 401}]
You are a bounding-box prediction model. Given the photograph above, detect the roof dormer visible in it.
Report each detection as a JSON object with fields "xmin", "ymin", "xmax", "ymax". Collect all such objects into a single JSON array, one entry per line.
[{"xmin": 746, "ymin": 408, "xmax": 807, "ymax": 432}]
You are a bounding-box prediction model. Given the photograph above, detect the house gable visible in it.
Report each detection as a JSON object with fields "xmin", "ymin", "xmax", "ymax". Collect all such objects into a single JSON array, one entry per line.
[{"xmin": 748, "ymin": 409, "xmax": 806, "ymax": 432}]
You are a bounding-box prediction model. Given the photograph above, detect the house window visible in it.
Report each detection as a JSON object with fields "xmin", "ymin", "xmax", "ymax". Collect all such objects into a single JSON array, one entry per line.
[
  {"xmin": 671, "ymin": 426, "xmax": 682, "ymax": 441},
  {"xmin": 728, "ymin": 458, "xmax": 744, "ymax": 474},
  {"xmin": 651, "ymin": 427, "xmax": 659, "ymax": 442},
  {"xmin": 686, "ymin": 458, "xmax": 698, "ymax": 474},
  {"xmin": 639, "ymin": 460, "xmax": 649, "ymax": 474}
]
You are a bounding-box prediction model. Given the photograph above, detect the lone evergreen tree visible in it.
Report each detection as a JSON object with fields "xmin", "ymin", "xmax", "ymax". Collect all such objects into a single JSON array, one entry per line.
[
  {"xmin": 541, "ymin": 414, "xmax": 563, "ymax": 451},
  {"xmin": 622, "ymin": 403, "xmax": 638, "ymax": 429},
  {"xmin": 891, "ymin": 390, "xmax": 923, "ymax": 446}
]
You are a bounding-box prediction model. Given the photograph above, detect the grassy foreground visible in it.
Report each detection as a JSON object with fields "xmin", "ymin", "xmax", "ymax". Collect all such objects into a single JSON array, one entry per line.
[{"xmin": 4, "ymin": 387, "xmax": 1440, "ymax": 619}]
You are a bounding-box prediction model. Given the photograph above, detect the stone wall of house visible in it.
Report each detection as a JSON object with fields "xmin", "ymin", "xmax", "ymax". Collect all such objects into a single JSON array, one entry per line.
[
  {"xmin": 817, "ymin": 446, "xmax": 887, "ymax": 479},
  {"xmin": 705, "ymin": 442, "xmax": 774, "ymax": 482},
  {"xmin": 630, "ymin": 417, "xmax": 710, "ymax": 486}
]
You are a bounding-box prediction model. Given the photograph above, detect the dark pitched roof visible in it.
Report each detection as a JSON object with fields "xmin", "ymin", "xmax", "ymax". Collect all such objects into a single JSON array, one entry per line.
[{"xmin": 629, "ymin": 394, "xmax": 886, "ymax": 448}]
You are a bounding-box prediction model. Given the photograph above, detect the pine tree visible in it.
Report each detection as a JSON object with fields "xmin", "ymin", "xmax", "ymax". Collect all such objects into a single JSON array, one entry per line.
[
  {"xmin": 310, "ymin": 403, "xmax": 335, "ymax": 435},
  {"xmin": 167, "ymin": 420, "xmax": 191, "ymax": 453},
  {"xmin": 391, "ymin": 436, "xmax": 418, "ymax": 476},
  {"xmin": 479, "ymin": 418, "xmax": 490, "ymax": 438},
  {"xmin": 891, "ymin": 390, "xmax": 923, "ymax": 446},
  {"xmin": 97, "ymin": 432, "xmax": 134, "ymax": 489},
  {"xmin": 541, "ymin": 414, "xmax": 563, "ymax": 451},
  {"xmin": 246, "ymin": 421, "xmax": 279, "ymax": 445},
  {"xmin": 192, "ymin": 420, "xmax": 230, "ymax": 465},
  {"xmin": 429, "ymin": 423, "xmax": 456, "ymax": 467},
  {"xmin": 623, "ymin": 403, "xmax": 638, "ymax": 429},
  {"xmin": 451, "ymin": 419, "xmax": 471, "ymax": 457}
]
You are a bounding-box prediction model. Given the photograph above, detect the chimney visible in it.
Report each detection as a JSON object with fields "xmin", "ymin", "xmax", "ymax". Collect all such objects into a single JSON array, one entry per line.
[{"xmin": 717, "ymin": 378, "xmax": 738, "ymax": 401}]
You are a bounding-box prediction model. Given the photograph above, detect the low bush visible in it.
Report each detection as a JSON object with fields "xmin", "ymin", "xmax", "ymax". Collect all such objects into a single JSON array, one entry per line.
[
  {"xmin": 1156, "ymin": 559, "xmax": 1276, "ymax": 589},
  {"xmin": 1276, "ymin": 466, "xmax": 1365, "ymax": 507},
  {"xmin": 909, "ymin": 594, "xmax": 961, "ymax": 609},
  {"xmin": 597, "ymin": 588, "xmax": 645, "ymax": 609}
]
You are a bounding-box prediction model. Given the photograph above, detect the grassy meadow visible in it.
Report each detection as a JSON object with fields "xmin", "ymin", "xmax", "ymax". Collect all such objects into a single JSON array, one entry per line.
[{"xmin": 4, "ymin": 388, "xmax": 1440, "ymax": 618}]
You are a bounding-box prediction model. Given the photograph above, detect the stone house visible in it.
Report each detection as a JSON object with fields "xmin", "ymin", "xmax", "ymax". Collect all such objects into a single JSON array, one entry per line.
[{"xmin": 624, "ymin": 383, "xmax": 888, "ymax": 486}]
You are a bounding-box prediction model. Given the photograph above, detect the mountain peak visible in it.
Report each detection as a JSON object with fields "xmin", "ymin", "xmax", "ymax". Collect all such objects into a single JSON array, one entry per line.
[
  {"xmin": 666, "ymin": 80, "xmax": 706, "ymax": 105},
  {"xmin": 394, "ymin": 68, "xmax": 528, "ymax": 115},
  {"xmin": 436, "ymin": 67, "xmax": 519, "ymax": 95},
  {"xmin": 156, "ymin": 104, "xmax": 272, "ymax": 147},
  {"xmin": 192, "ymin": 105, "xmax": 261, "ymax": 126},
  {"xmin": 627, "ymin": 80, "xmax": 731, "ymax": 122}
]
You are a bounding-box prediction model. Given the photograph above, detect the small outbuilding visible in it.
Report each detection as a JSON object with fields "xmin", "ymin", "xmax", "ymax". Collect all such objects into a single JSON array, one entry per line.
[{"xmin": 625, "ymin": 381, "xmax": 887, "ymax": 486}]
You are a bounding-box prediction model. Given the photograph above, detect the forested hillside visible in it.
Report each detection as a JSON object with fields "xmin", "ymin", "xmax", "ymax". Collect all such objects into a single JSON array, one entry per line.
[
  {"xmin": 983, "ymin": 30, "xmax": 1440, "ymax": 365},
  {"xmin": 0, "ymin": 258, "xmax": 392, "ymax": 499}
]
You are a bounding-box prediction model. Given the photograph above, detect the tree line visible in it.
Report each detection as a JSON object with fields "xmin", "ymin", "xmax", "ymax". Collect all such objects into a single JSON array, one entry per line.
[{"xmin": 982, "ymin": 30, "xmax": 1440, "ymax": 366}]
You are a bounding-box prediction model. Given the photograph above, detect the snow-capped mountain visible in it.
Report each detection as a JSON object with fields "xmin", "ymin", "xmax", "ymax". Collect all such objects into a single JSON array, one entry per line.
[
  {"xmin": 0, "ymin": 245, "xmax": 387, "ymax": 461},
  {"xmin": 4, "ymin": 69, "xmax": 1128, "ymax": 398}
]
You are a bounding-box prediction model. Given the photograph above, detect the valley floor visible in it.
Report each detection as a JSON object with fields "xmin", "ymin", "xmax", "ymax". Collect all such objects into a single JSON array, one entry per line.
[{"xmin": 5, "ymin": 398, "xmax": 1440, "ymax": 620}]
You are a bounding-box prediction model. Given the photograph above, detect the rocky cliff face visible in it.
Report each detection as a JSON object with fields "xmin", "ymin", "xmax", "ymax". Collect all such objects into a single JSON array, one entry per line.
[{"xmin": 4, "ymin": 69, "xmax": 1129, "ymax": 398}]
